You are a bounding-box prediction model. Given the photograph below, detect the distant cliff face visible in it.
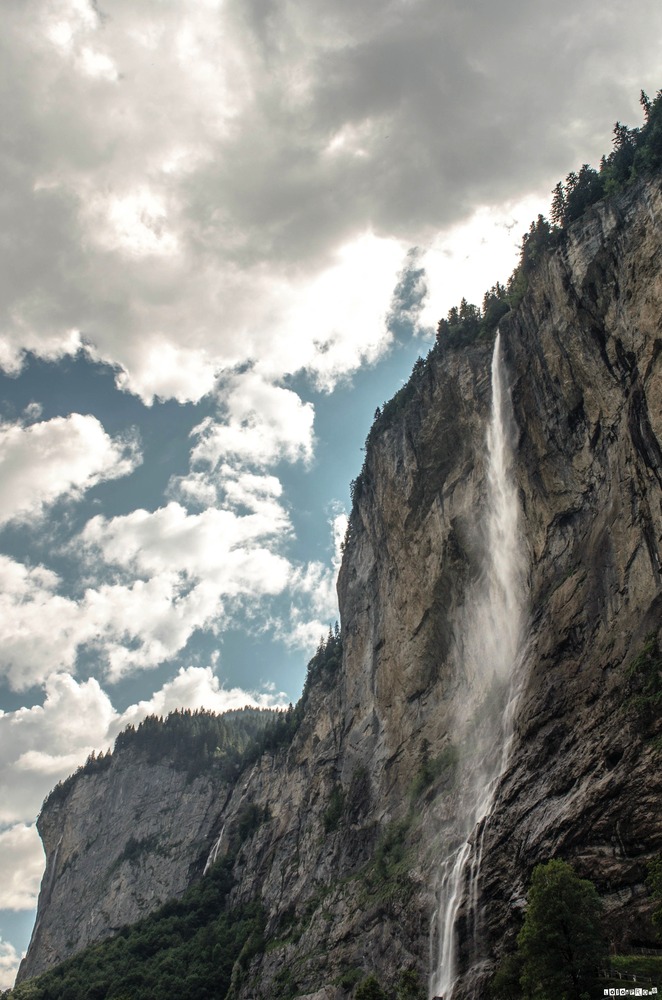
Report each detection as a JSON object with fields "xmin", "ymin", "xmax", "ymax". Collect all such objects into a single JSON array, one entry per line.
[
  {"xmin": 21, "ymin": 176, "xmax": 662, "ymax": 999},
  {"xmin": 18, "ymin": 749, "xmax": 232, "ymax": 981}
]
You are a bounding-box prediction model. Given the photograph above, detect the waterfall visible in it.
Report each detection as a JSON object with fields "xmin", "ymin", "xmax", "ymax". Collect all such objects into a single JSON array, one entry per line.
[
  {"xmin": 203, "ymin": 823, "xmax": 226, "ymax": 874},
  {"xmin": 429, "ymin": 332, "xmax": 526, "ymax": 999}
]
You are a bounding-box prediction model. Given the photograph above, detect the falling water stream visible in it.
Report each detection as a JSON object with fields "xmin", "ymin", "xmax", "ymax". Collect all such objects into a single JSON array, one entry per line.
[
  {"xmin": 203, "ymin": 823, "xmax": 226, "ymax": 875},
  {"xmin": 429, "ymin": 332, "xmax": 526, "ymax": 999}
]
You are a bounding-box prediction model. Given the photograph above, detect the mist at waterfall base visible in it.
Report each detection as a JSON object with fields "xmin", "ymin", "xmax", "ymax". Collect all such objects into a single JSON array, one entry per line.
[{"xmin": 429, "ymin": 333, "xmax": 527, "ymax": 999}]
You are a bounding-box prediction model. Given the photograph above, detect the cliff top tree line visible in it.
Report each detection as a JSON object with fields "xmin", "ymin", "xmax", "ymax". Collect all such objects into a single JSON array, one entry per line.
[
  {"xmin": 44, "ymin": 626, "xmax": 343, "ymax": 810},
  {"xmin": 347, "ymin": 87, "xmax": 662, "ymax": 524}
]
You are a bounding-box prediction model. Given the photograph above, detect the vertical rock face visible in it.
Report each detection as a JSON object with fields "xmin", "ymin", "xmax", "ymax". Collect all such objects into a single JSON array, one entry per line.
[
  {"xmin": 18, "ymin": 750, "xmax": 232, "ymax": 981},
  {"xmin": 22, "ymin": 176, "xmax": 662, "ymax": 998},
  {"xmin": 474, "ymin": 177, "xmax": 662, "ymax": 993}
]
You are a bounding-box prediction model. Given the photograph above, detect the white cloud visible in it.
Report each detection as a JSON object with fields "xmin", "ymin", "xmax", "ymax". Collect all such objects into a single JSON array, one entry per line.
[
  {"xmin": 270, "ymin": 511, "xmax": 347, "ymax": 652},
  {"xmin": 81, "ymin": 503, "xmax": 293, "ymax": 679},
  {"xmin": 0, "ymin": 481, "xmax": 342, "ymax": 686},
  {"xmin": 82, "ymin": 573, "xmax": 226, "ymax": 680},
  {"xmin": 190, "ymin": 374, "xmax": 315, "ymax": 470},
  {"xmin": 223, "ymin": 470, "xmax": 285, "ymax": 514},
  {"xmin": 417, "ymin": 194, "xmax": 552, "ymax": 330},
  {"xmin": 275, "ymin": 613, "xmax": 332, "ymax": 653},
  {"xmin": 171, "ymin": 467, "xmax": 286, "ymax": 518},
  {"xmin": 290, "ymin": 561, "xmax": 338, "ymax": 623},
  {"xmin": 23, "ymin": 402, "xmax": 43, "ymax": 422},
  {"xmin": 0, "ymin": 673, "xmax": 116, "ymax": 825},
  {"xmin": 4, "ymin": 1, "xmax": 660, "ymax": 402},
  {"xmin": 0, "ymin": 556, "xmax": 96, "ymax": 689},
  {"xmin": 88, "ymin": 187, "xmax": 179, "ymax": 258},
  {"xmin": 77, "ymin": 46, "xmax": 119, "ymax": 82},
  {"xmin": 0, "ymin": 555, "xmax": 226, "ymax": 692},
  {"xmin": 0, "ymin": 936, "xmax": 22, "ymax": 991},
  {"xmin": 116, "ymin": 665, "xmax": 287, "ymax": 731},
  {"xmin": 255, "ymin": 233, "xmax": 405, "ymax": 391},
  {"xmin": 0, "ymin": 488, "xmax": 295, "ymax": 688},
  {"xmin": 330, "ymin": 511, "xmax": 349, "ymax": 573},
  {"xmin": 112, "ymin": 342, "xmax": 217, "ymax": 405},
  {"xmin": 0, "ymin": 414, "xmax": 141, "ymax": 526},
  {"xmin": 0, "ymin": 825, "xmax": 44, "ymax": 911},
  {"xmin": 169, "ymin": 471, "xmax": 220, "ymax": 509},
  {"xmin": 81, "ymin": 501, "xmax": 291, "ymax": 583}
]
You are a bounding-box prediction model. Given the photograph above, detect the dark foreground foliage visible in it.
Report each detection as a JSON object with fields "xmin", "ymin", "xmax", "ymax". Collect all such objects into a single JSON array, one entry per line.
[
  {"xmin": 1, "ymin": 857, "xmax": 264, "ymax": 1000},
  {"xmin": 648, "ymin": 857, "xmax": 662, "ymax": 936},
  {"xmin": 491, "ymin": 859, "xmax": 607, "ymax": 1000},
  {"xmin": 626, "ymin": 631, "xmax": 662, "ymax": 737}
]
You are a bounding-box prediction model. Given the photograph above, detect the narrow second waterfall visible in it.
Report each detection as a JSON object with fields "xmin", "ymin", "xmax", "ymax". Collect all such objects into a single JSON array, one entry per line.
[{"xmin": 429, "ymin": 331, "xmax": 527, "ymax": 999}]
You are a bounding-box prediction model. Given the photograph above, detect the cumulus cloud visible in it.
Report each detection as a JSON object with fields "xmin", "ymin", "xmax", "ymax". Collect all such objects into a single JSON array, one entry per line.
[
  {"xmin": 0, "ymin": 558, "xmax": 217, "ymax": 689},
  {"xmin": 0, "ymin": 414, "xmax": 141, "ymax": 526},
  {"xmin": 2, "ymin": 0, "xmax": 660, "ymax": 401},
  {"xmin": 81, "ymin": 503, "xmax": 294, "ymax": 679},
  {"xmin": 81, "ymin": 501, "xmax": 291, "ymax": 583},
  {"xmin": 221, "ymin": 470, "xmax": 285, "ymax": 514},
  {"xmin": 190, "ymin": 374, "xmax": 315, "ymax": 470},
  {"xmin": 80, "ymin": 573, "xmax": 228, "ymax": 681},
  {"xmin": 0, "ymin": 937, "xmax": 22, "ymax": 991},
  {"xmin": 0, "ymin": 557, "xmax": 96, "ymax": 689},
  {"xmin": 116, "ymin": 665, "xmax": 287, "ymax": 731},
  {"xmin": 0, "ymin": 826, "xmax": 44, "ymax": 911},
  {"xmin": 0, "ymin": 487, "xmax": 297, "ymax": 689},
  {"xmin": 172, "ymin": 466, "xmax": 287, "ymax": 515},
  {"xmin": 269, "ymin": 510, "xmax": 347, "ymax": 652},
  {"xmin": 0, "ymin": 673, "xmax": 116, "ymax": 824},
  {"xmin": 0, "ymin": 483, "xmax": 345, "ymax": 688}
]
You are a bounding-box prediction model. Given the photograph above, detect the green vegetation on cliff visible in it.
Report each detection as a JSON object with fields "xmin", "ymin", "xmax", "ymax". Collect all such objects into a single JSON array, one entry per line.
[
  {"xmin": 348, "ymin": 86, "xmax": 662, "ymax": 530},
  {"xmin": 0, "ymin": 858, "xmax": 264, "ymax": 1000},
  {"xmin": 45, "ymin": 626, "xmax": 343, "ymax": 811},
  {"xmin": 626, "ymin": 631, "xmax": 662, "ymax": 737},
  {"xmin": 649, "ymin": 858, "xmax": 662, "ymax": 936},
  {"xmin": 436, "ymin": 88, "xmax": 662, "ymax": 355},
  {"xmin": 44, "ymin": 706, "xmax": 278, "ymax": 808},
  {"xmin": 491, "ymin": 860, "xmax": 606, "ymax": 1000}
]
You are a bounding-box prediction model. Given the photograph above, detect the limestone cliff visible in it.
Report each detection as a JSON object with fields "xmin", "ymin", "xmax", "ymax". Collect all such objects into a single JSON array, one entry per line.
[
  {"xmin": 20, "ymin": 175, "xmax": 662, "ymax": 998},
  {"xmin": 18, "ymin": 744, "xmax": 234, "ymax": 981}
]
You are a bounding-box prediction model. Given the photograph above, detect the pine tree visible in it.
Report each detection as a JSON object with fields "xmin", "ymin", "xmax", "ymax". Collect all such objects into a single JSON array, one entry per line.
[{"xmin": 518, "ymin": 860, "xmax": 606, "ymax": 1000}]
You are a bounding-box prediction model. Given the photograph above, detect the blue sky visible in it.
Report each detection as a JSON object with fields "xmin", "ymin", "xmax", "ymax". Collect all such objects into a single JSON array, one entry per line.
[{"xmin": 1, "ymin": 0, "xmax": 661, "ymax": 987}]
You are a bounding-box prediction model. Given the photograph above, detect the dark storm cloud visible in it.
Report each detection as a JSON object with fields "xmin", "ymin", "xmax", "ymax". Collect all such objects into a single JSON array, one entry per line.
[
  {"xmin": 0, "ymin": 0, "xmax": 659, "ymax": 395},
  {"xmin": 206, "ymin": 0, "xmax": 659, "ymax": 259}
]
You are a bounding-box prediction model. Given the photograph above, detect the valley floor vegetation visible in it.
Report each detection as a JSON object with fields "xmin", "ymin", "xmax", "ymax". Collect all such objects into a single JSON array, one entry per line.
[{"xmin": 490, "ymin": 859, "xmax": 662, "ymax": 1000}]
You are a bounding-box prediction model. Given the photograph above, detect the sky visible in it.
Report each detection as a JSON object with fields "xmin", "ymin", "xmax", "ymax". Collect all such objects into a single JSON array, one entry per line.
[{"xmin": 0, "ymin": 0, "xmax": 661, "ymax": 986}]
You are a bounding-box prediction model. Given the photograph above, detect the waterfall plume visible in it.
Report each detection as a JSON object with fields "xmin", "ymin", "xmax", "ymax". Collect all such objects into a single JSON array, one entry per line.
[{"xmin": 430, "ymin": 331, "xmax": 527, "ymax": 999}]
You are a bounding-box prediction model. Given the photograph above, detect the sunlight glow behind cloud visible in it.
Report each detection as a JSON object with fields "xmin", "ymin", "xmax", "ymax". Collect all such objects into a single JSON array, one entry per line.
[{"xmin": 4, "ymin": 0, "xmax": 658, "ymax": 403}]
